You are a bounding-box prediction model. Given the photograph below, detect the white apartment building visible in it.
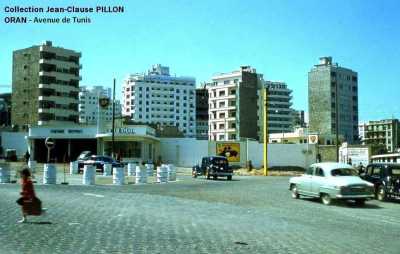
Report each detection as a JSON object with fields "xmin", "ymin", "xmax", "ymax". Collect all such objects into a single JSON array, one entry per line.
[
  {"xmin": 122, "ymin": 64, "xmax": 196, "ymax": 137},
  {"xmin": 207, "ymin": 66, "xmax": 261, "ymax": 141},
  {"xmin": 78, "ymin": 86, "xmax": 121, "ymax": 125}
]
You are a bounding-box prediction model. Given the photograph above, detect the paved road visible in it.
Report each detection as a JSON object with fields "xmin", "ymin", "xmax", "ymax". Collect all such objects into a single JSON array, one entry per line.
[{"xmin": 1, "ymin": 176, "xmax": 399, "ymax": 254}]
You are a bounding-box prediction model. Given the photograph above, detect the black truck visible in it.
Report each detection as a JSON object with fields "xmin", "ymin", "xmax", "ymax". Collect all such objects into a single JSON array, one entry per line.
[
  {"xmin": 360, "ymin": 163, "xmax": 400, "ymax": 201},
  {"xmin": 192, "ymin": 156, "xmax": 233, "ymax": 180}
]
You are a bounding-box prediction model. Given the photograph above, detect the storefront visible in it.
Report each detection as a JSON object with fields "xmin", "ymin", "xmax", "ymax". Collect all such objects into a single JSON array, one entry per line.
[
  {"xmin": 96, "ymin": 126, "xmax": 160, "ymax": 163},
  {"xmin": 27, "ymin": 125, "xmax": 159, "ymax": 163}
]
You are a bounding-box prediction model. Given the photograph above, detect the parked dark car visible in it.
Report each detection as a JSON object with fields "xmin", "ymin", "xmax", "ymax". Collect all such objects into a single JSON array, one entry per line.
[
  {"xmin": 192, "ymin": 156, "xmax": 233, "ymax": 180},
  {"xmin": 76, "ymin": 151, "xmax": 93, "ymax": 169},
  {"xmin": 78, "ymin": 155, "xmax": 123, "ymax": 173},
  {"xmin": 360, "ymin": 163, "xmax": 400, "ymax": 201}
]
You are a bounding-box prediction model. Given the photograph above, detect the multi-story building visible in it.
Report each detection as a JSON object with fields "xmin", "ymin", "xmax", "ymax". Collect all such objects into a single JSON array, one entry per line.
[
  {"xmin": 359, "ymin": 119, "xmax": 400, "ymax": 152},
  {"xmin": 308, "ymin": 57, "xmax": 358, "ymax": 144},
  {"xmin": 207, "ymin": 66, "xmax": 262, "ymax": 141},
  {"xmin": 78, "ymin": 86, "xmax": 121, "ymax": 125},
  {"xmin": 195, "ymin": 86, "xmax": 208, "ymax": 140},
  {"xmin": 0, "ymin": 93, "xmax": 11, "ymax": 127},
  {"xmin": 292, "ymin": 109, "xmax": 306, "ymax": 128},
  {"xmin": 11, "ymin": 41, "xmax": 81, "ymax": 129},
  {"xmin": 122, "ymin": 64, "xmax": 196, "ymax": 137},
  {"xmin": 257, "ymin": 81, "xmax": 294, "ymax": 139}
]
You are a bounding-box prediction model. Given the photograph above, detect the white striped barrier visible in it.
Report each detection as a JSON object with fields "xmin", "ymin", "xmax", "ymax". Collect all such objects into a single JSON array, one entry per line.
[
  {"xmin": 83, "ymin": 165, "xmax": 95, "ymax": 185},
  {"xmin": 43, "ymin": 164, "xmax": 56, "ymax": 184}
]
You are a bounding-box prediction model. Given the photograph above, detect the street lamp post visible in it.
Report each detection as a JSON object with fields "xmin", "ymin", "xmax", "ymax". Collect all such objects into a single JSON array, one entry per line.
[{"xmin": 263, "ymin": 87, "xmax": 269, "ymax": 176}]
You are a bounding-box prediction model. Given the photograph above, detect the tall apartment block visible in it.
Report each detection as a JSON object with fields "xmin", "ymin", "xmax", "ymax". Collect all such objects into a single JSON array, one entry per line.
[
  {"xmin": 195, "ymin": 86, "xmax": 208, "ymax": 140},
  {"xmin": 79, "ymin": 85, "xmax": 121, "ymax": 124},
  {"xmin": 308, "ymin": 57, "xmax": 358, "ymax": 143},
  {"xmin": 122, "ymin": 64, "xmax": 196, "ymax": 137},
  {"xmin": 359, "ymin": 119, "xmax": 399, "ymax": 152},
  {"xmin": 257, "ymin": 81, "xmax": 294, "ymax": 140},
  {"xmin": 11, "ymin": 41, "xmax": 81, "ymax": 129},
  {"xmin": 207, "ymin": 66, "xmax": 261, "ymax": 141}
]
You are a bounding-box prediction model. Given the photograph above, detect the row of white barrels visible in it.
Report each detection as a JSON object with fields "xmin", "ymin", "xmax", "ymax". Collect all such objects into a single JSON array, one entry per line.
[{"xmin": 1, "ymin": 162, "xmax": 177, "ymax": 185}]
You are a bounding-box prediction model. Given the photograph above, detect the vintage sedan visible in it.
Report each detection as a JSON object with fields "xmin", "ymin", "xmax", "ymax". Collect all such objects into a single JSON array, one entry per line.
[{"xmin": 289, "ymin": 162, "xmax": 375, "ymax": 205}]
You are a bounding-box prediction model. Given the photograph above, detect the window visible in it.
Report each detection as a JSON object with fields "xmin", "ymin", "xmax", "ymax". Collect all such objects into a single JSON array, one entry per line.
[
  {"xmin": 219, "ymin": 91, "xmax": 226, "ymax": 96},
  {"xmin": 223, "ymin": 80, "xmax": 230, "ymax": 84},
  {"xmin": 315, "ymin": 168, "xmax": 324, "ymax": 177},
  {"xmin": 219, "ymin": 101, "xmax": 226, "ymax": 107}
]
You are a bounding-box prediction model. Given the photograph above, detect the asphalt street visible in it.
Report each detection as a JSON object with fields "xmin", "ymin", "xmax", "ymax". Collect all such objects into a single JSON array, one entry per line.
[{"xmin": 1, "ymin": 175, "xmax": 399, "ymax": 254}]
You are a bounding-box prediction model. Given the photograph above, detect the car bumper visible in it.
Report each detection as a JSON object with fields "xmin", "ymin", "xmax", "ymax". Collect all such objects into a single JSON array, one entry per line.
[
  {"xmin": 212, "ymin": 172, "xmax": 233, "ymax": 176},
  {"xmin": 335, "ymin": 194, "xmax": 374, "ymax": 199}
]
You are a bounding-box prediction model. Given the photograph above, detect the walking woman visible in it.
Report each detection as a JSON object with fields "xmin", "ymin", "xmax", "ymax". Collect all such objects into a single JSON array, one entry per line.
[{"xmin": 16, "ymin": 168, "xmax": 40, "ymax": 223}]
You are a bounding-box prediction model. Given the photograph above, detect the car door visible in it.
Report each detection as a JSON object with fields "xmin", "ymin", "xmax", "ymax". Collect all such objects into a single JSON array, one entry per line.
[
  {"xmin": 368, "ymin": 166, "xmax": 382, "ymax": 187},
  {"xmin": 311, "ymin": 167, "xmax": 325, "ymax": 195},
  {"xmin": 297, "ymin": 166, "xmax": 314, "ymax": 195}
]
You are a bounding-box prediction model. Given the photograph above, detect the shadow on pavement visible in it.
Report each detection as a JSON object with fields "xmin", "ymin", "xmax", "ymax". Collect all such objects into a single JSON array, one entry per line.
[
  {"xmin": 302, "ymin": 197, "xmax": 383, "ymax": 209},
  {"xmin": 26, "ymin": 221, "xmax": 53, "ymax": 225}
]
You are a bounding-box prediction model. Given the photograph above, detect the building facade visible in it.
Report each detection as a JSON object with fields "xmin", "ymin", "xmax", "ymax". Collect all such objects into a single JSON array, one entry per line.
[
  {"xmin": 79, "ymin": 85, "xmax": 121, "ymax": 125},
  {"xmin": 195, "ymin": 86, "xmax": 208, "ymax": 140},
  {"xmin": 207, "ymin": 66, "xmax": 262, "ymax": 141},
  {"xmin": 11, "ymin": 41, "xmax": 81, "ymax": 129},
  {"xmin": 308, "ymin": 57, "xmax": 358, "ymax": 143},
  {"xmin": 359, "ymin": 119, "xmax": 400, "ymax": 153},
  {"xmin": 257, "ymin": 81, "xmax": 294, "ymax": 141},
  {"xmin": 122, "ymin": 64, "xmax": 196, "ymax": 137}
]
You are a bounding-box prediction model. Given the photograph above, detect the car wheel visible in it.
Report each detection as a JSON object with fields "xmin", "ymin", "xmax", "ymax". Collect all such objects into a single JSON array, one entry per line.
[
  {"xmin": 376, "ymin": 186, "xmax": 387, "ymax": 201},
  {"xmin": 355, "ymin": 199, "xmax": 366, "ymax": 206},
  {"xmin": 321, "ymin": 193, "xmax": 332, "ymax": 205},
  {"xmin": 213, "ymin": 175, "xmax": 217, "ymax": 180},
  {"xmin": 227, "ymin": 175, "xmax": 232, "ymax": 181},
  {"xmin": 291, "ymin": 185, "xmax": 300, "ymax": 199}
]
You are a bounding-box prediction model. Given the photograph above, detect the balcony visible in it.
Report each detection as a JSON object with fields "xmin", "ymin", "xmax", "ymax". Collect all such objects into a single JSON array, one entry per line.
[
  {"xmin": 39, "ymin": 71, "xmax": 81, "ymax": 81},
  {"xmin": 39, "ymin": 58, "xmax": 80, "ymax": 69}
]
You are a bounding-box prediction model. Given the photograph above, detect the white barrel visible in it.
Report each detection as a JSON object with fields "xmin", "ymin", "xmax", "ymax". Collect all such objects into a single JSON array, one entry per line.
[
  {"xmin": 28, "ymin": 160, "xmax": 37, "ymax": 173},
  {"xmin": 127, "ymin": 163, "xmax": 137, "ymax": 176},
  {"xmin": 69, "ymin": 161, "xmax": 79, "ymax": 175},
  {"xmin": 43, "ymin": 164, "xmax": 56, "ymax": 184},
  {"xmin": 157, "ymin": 165, "xmax": 168, "ymax": 183},
  {"xmin": 103, "ymin": 163, "xmax": 112, "ymax": 176},
  {"xmin": 113, "ymin": 167, "xmax": 125, "ymax": 185},
  {"xmin": 135, "ymin": 166, "xmax": 147, "ymax": 184},
  {"xmin": 145, "ymin": 163, "xmax": 154, "ymax": 176},
  {"xmin": 0, "ymin": 162, "xmax": 11, "ymax": 183},
  {"xmin": 167, "ymin": 164, "xmax": 176, "ymax": 181},
  {"xmin": 82, "ymin": 165, "xmax": 95, "ymax": 185}
]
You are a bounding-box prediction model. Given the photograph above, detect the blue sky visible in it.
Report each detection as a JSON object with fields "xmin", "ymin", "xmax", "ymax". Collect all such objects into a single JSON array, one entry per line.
[{"xmin": 1, "ymin": 0, "xmax": 399, "ymax": 121}]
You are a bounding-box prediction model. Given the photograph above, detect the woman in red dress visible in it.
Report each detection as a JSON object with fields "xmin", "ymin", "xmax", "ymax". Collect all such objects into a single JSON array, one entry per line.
[{"xmin": 16, "ymin": 168, "xmax": 36, "ymax": 223}]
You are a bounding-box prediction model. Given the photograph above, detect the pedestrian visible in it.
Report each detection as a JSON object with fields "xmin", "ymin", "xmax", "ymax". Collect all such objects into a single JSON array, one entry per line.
[
  {"xmin": 16, "ymin": 168, "xmax": 41, "ymax": 223},
  {"xmin": 24, "ymin": 150, "xmax": 30, "ymax": 165}
]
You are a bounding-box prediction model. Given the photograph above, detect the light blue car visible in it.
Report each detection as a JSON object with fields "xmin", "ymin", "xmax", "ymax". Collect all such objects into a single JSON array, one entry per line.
[{"xmin": 289, "ymin": 162, "xmax": 375, "ymax": 205}]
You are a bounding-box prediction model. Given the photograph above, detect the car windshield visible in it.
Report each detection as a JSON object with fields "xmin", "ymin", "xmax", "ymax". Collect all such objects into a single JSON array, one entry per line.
[{"xmin": 331, "ymin": 168, "xmax": 358, "ymax": 176}]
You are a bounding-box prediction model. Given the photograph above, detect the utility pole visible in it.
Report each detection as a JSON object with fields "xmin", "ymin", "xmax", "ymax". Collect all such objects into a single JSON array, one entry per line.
[
  {"xmin": 263, "ymin": 87, "xmax": 269, "ymax": 176},
  {"xmin": 111, "ymin": 78, "xmax": 116, "ymax": 159},
  {"xmin": 335, "ymin": 80, "xmax": 339, "ymax": 162}
]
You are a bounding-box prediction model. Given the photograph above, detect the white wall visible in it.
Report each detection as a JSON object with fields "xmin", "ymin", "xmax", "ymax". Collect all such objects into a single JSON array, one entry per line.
[
  {"xmin": 159, "ymin": 138, "xmax": 316, "ymax": 168},
  {"xmin": 1, "ymin": 132, "xmax": 28, "ymax": 158},
  {"xmin": 159, "ymin": 138, "xmax": 209, "ymax": 166}
]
